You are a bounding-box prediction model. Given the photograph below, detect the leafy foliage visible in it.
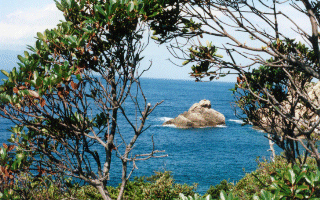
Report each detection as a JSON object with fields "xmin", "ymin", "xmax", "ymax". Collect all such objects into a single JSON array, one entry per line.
[
  {"xmin": 0, "ymin": 170, "xmax": 197, "ymax": 200},
  {"xmin": 0, "ymin": 0, "xmax": 178, "ymax": 199},
  {"xmin": 142, "ymin": 171, "xmax": 197, "ymax": 199},
  {"xmin": 176, "ymin": 193, "xmax": 213, "ymax": 200},
  {"xmin": 107, "ymin": 171, "xmax": 197, "ymax": 200},
  {"xmin": 226, "ymin": 156, "xmax": 320, "ymax": 200},
  {"xmin": 205, "ymin": 180, "xmax": 234, "ymax": 199},
  {"xmin": 263, "ymin": 164, "xmax": 320, "ymax": 199}
]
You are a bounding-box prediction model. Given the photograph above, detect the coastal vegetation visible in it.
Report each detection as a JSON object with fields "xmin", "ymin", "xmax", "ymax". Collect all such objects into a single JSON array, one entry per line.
[
  {"xmin": 0, "ymin": 0, "xmax": 174, "ymax": 199},
  {"xmin": 0, "ymin": 0, "xmax": 320, "ymax": 199},
  {"xmin": 0, "ymin": 156, "xmax": 319, "ymax": 199}
]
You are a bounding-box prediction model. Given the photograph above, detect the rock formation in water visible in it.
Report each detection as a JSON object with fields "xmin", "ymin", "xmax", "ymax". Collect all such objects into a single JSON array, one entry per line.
[{"xmin": 163, "ymin": 99, "xmax": 225, "ymax": 128}]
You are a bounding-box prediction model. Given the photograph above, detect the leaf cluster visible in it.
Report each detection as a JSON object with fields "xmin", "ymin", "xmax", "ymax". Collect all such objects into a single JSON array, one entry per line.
[{"xmin": 263, "ymin": 164, "xmax": 320, "ymax": 199}]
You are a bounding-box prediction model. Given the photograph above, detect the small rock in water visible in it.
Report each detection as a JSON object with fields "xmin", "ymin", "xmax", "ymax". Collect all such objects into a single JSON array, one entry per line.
[{"xmin": 163, "ymin": 99, "xmax": 225, "ymax": 128}]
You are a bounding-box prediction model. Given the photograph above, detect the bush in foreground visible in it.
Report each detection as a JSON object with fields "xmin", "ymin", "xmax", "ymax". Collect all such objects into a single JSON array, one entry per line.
[
  {"xmin": 2, "ymin": 155, "xmax": 319, "ymax": 199},
  {"xmin": 0, "ymin": 171, "xmax": 197, "ymax": 200}
]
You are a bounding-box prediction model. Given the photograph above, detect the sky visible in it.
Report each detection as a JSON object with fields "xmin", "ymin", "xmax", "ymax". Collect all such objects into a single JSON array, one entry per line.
[
  {"xmin": 0, "ymin": 0, "xmax": 197, "ymax": 81},
  {"xmin": 0, "ymin": 1, "xmax": 311, "ymax": 82}
]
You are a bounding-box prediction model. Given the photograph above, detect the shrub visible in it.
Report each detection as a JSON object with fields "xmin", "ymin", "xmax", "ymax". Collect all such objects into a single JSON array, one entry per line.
[
  {"xmin": 142, "ymin": 171, "xmax": 197, "ymax": 200},
  {"xmin": 176, "ymin": 193, "xmax": 213, "ymax": 200},
  {"xmin": 216, "ymin": 157, "xmax": 320, "ymax": 200},
  {"xmin": 205, "ymin": 180, "xmax": 234, "ymax": 199},
  {"xmin": 84, "ymin": 171, "xmax": 197, "ymax": 200},
  {"xmin": 0, "ymin": 168, "xmax": 197, "ymax": 199},
  {"xmin": 227, "ymin": 155, "xmax": 318, "ymax": 199},
  {"xmin": 262, "ymin": 164, "xmax": 320, "ymax": 199}
]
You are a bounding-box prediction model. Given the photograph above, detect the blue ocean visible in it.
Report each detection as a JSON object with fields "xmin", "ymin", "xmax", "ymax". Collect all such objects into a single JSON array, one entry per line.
[{"xmin": 0, "ymin": 74, "xmax": 280, "ymax": 194}]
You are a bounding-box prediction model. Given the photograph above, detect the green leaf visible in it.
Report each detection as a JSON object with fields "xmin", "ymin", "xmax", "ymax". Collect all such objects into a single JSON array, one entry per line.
[
  {"xmin": 27, "ymin": 45, "xmax": 36, "ymax": 52},
  {"xmin": 66, "ymin": 0, "xmax": 72, "ymax": 7},
  {"xmin": 54, "ymin": 0, "xmax": 64, "ymax": 11},
  {"xmin": 128, "ymin": 1, "xmax": 135, "ymax": 12},
  {"xmin": 296, "ymin": 172, "xmax": 306, "ymax": 183},
  {"xmin": 296, "ymin": 185, "xmax": 309, "ymax": 194},
  {"xmin": 36, "ymin": 77, "xmax": 43, "ymax": 87},
  {"xmin": 220, "ymin": 190, "xmax": 228, "ymax": 200},
  {"xmin": 36, "ymin": 40, "xmax": 42, "ymax": 50},
  {"xmin": 1, "ymin": 70, "xmax": 9, "ymax": 77},
  {"xmin": 37, "ymin": 32, "xmax": 44, "ymax": 40},
  {"xmin": 252, "ymin": 194, "xmax": 260, "ymax": 200},
  {"xmin": 17, "ymin": 55, "xmax": 25, "ymax": 63},
  {"xmin": 82, "ymin": 28, "xmax": 92, "ymax": 33},
  {"xmin": 61, "ymin": 0, "xmax": 68, "ymax": 8},
  {"xmin": 205, "ymin": 195, "xmax": 212, "ymax": 200},
  {"xmin": 315, "ymin": 170, "xmax": 320, "ymax": 182},
  {"xmin": 260, "ymin": 190, "xmax": 273, "ymax": 200},
  {"xmin": 67, "ymin": 35, "xmax": 77, "ymax": 44},
  {"xmin": 305, "ymin": 175, "xmax": 313, "ymax": 186},
  {"xmin": 287, "ymin": 169, "xmax": 296, "ymax": 184},
  {"xmin": 295, "ymin": 194, "xmax": 304, "ymax": 199},
  {"xmin": 1, "ymin": 149, "xmax": 7, "ymax": 160},
  {"xmin": 33, "ymin": 70, "xmax": 39, "ymax": 81},
  {"xmin": 151, "ymin": 36, "xmax": 159, "ymax": 40},
  {"xmin": 182, "ymin": 60, "xmax": 190, "ymax": 66},
  {"xmin": 95, "ymin": 5, "xmax": 107, "ymax": 16},
  {"xmin": 24, "ymin": 51, "xmax": 29, "ymax": 59},
  {"xmin": 178, "ymin": 193, "xmax": 188, "ymax": 200}
]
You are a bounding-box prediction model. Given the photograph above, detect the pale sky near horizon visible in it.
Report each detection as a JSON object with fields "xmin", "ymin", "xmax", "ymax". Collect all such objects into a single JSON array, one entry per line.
[
  {"xmin": 0, "ymin": 0, "xmax": 198, "ymax": 81},
  {"xmin": 0, "ymin": 1, "xmax": 311, "ymax": 82}
]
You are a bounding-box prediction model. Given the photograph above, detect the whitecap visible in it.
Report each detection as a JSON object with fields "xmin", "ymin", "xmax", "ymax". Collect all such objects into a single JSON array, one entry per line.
[
  {"xmin": 162, "ymin": 124, "xmax": 177, "ymax": 128},
  {"xmin": 228, "ymin": 119, "xmax": 244, "ymax": 124},
  {"xmin": 198, "ymin": 125, "xmax": 227, "ymax": 128},
  {"xmin": 158, "ymin": 117, "xmax": 173, "ymax": 122},
  {"xmin": 252, "ymin": 127, "xmax": 265, "ymax": 133}
]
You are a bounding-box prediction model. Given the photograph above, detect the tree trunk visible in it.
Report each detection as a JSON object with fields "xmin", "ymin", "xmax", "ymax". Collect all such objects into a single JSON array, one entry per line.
[
  {"xmin": 309, "ymin": 141, "xmax": 320, "ymax": 169},
  {"xmin": 117, "ymin": 161, "xmax": 128, "ymax": 200},
  {"xmin": 97, "ymin": 185, "xmax": 112, "ymax": 200},
  {"xmin": 268, "ymin": 133, "xmax": 276, "ymax": 162}
]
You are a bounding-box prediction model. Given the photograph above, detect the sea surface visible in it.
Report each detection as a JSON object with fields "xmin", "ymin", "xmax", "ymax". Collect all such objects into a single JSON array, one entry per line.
[{"xmin": 0, "ymin": 74, "xmax": 280, "ymax": 194}]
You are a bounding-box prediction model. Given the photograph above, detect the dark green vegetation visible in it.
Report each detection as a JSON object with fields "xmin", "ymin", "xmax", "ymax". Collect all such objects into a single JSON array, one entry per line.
[
  {"xmin": 0, "ymin": 170, "xmax": 197, "ymax": 199},
  {"xmin": 0, "ymin": 0, "xmax": 178, "ymax": 199},
  {"xmin": 1, "ymin": 156, "xmax": 320, "ymax": 199},
  {"xmin": 227, "ymin": 156, "xmax": 320, "ymax": 199},
  {"xmin": 1, "ymin": 0, "xmax": 320, "ymax": 199}
]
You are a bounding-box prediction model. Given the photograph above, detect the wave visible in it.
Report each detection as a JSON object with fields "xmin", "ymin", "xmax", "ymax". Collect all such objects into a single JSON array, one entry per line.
[
  {"xmin": 252, "ymin": 126, "xmax": 265, "ymax": 133},
  {"xmin": 162, "ymin": 124, "xmax": 227, "ymax": 129},
  {"xmin": 157, "ymin": 117, "xmax": 173, "ymax": 122},
  {"xmin": 162, "ymin": 124, "xmax": 177, "ymax": 128},
  {"xmin": 216, "ymin": 124, "xmax": 227, "ymax": 128},
  {"xmin": 228, "ymin": 119, "xmax": 244, "ymax": 124}
]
